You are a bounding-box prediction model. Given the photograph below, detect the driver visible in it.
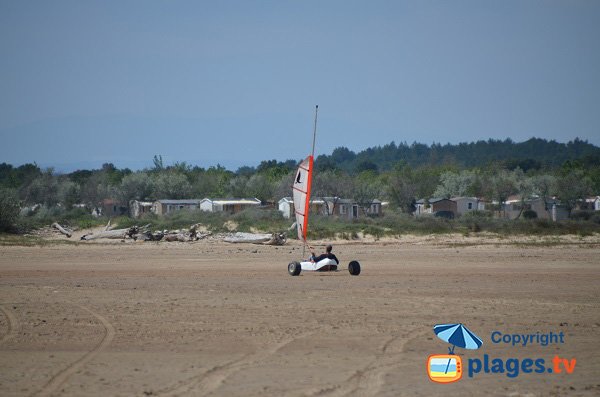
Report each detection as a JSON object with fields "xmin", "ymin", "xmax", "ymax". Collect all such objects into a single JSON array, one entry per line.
[{"xmin": 309, "ymin": 244, "xmax": 339, "ymax": 264}]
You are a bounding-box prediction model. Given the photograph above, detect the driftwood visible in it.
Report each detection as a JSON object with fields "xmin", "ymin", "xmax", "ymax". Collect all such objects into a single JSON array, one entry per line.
[
  {"xmin": 81, "ymin": 224, "xmax": 150, "ymax": 241},
  {"xmin": 81, "ymin": 222, "xmax": 212, "ymax": 243},
  {"xmin": 132, "ymin": 231, "xmax": 163, "ymax": 241},
  {"xmin": 224, "ymin": 232, "xmax": 286, "ymax": 245},
  {"xmin": 264, "ymin": 232, "xmax": 287, "ymax": 245},
  {"xmin": 104, "ymin": 219, "xmax": 113, "ymax": 231},
  {"xmin": 81, "ymin": 227, "xmax": 136, "ymax": 240},
  {"xmin": 162, "ymin": 224, "xmax": 211, "ymax": 242},
  {"xmin": 51, "ymin": 222, "xmax": 72, "ymax": 238}
]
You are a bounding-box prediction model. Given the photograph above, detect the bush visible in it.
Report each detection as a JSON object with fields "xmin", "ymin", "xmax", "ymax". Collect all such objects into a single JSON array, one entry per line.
[
  {"xmin": 570, "ymin": 211, "xmax": 593, "ymax": 221},
  {"xmin": 232, "ymin": 208, "xmax": 288, "ymax": 232},
  {"xmin": 523, "ymin": 209, "xmax": 538, "ymax": 219},
  {"xmin": 0, "ymin": 188, "xmax": 20, "ymax": 232}
]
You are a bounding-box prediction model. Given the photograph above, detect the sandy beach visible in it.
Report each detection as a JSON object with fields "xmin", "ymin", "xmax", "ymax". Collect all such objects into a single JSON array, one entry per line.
[{"xmin": 1, "ymin": 235, "xmax": 599, "ymax": 396}]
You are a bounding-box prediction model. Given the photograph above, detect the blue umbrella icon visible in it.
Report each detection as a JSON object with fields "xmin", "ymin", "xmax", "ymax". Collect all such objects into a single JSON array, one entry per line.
[
  {"xmin": 433, "ymin": 323, "xmax": 483, "ymax": 375},
  {"xmin": 433, "ymin": 323, "xmax": 483, "ymax": 354}
]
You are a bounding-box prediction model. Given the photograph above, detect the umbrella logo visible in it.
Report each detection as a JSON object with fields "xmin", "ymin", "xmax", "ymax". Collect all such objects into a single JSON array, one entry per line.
[{"xmin": 427, "ymin": 323, "xmax": 483, "ymax": 384}]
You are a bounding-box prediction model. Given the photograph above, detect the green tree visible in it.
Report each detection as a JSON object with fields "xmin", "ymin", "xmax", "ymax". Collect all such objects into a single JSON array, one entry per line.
[
  {"xmin": 119, "ymin": 172, "xmax": 155, "ymax": 202},
  {"xmin": 354, "ymin": 171, "xmax": 384, "ymax": 215},
  {"xmin": 191, "ymin": 166, "xmax": 233, "ymax": 198},
  {"xmin": 154, "ymin": 172, "xmax": 192, "ymax": 199},
  {"xmin": 513, "ymin": 168, "xmax": 534, "ymax": 219},
  {"xmin": 488, "ymin": 169, "xmax": 518, "ymax": 217},
  {"xmin": 0, "ymin": 188, "xmax": 20, "ymax": 232},
  {"xmin": 246, "ymin": 174, "xmax": 274, "ymax": 203},
  {"xmin": 555, "ymin": 170, "xmax": 592, "ymax": 216},
  {"xmin": 226, "ymin": 175, "xmax": 250, "ymax": 198},
  {"xmin": 531, "ymin": 174, "xmax": 557, "ymax": 218},
  {"xmin": 433, "ymin": 170, "xmax": 477, "ymax": 198},
  {"xmin": 152, "ymin": 155, "xmax": 164, "ymax": 171},
  {"xmin": 57, "ymin": 179, "xmax": 81, "ymax": 208},
  {"xmin": 384, "ymin": 163, "xmax": 418, "ymax": 213},
  {"xmin": 22, "ymin": 169, "xmax": 59, "ymax": 206},
  {"xmin": 312, "ymin": 170, "xmax": 354, "ymax": 215}
]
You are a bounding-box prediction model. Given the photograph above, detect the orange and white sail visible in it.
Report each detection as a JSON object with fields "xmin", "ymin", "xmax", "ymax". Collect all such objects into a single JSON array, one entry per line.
[{"xmin": 292, "ymin": 155, "xmax": 314, "ymax": 242}]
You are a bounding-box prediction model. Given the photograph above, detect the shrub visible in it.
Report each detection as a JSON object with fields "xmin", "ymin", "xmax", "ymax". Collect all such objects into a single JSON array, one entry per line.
[
  {"xmin": 570, "ymin": 211, "xmax": 593, "ymax": 221},
  {"xmin": 232, "ymin": 208, "xmax": 288, "ymax": 232},
  {"xmin": 0, "ymin": 188, "xmax": 20, "ymax": 232},
  {"xmin": 523, "ymin": 209, "xmax": 538, "ymax": 219}
]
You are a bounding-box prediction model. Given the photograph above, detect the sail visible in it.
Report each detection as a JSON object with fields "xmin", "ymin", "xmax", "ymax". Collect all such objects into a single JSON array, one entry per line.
[{"xmin": 292, "ymin": 155, "xmax": 314, "ymax": 241}]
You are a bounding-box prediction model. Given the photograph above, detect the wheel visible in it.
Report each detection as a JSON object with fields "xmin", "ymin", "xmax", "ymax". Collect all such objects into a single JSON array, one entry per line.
[
  {"xmin": 348, "ymin": 260, "xmax": 361, "ymax": 276},
  {"xmin": 288, "ymin": 261, "xmax": 301, "ymax": 276}
]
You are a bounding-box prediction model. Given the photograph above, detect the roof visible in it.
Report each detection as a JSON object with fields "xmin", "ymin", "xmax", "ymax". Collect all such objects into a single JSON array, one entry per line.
[
  {"xmin": 279, "ymin": 197, "xmax": 382, "ymax": 204},
  {"xmin": 201, "ymin": 198, "xmax": 261, "ymax": 205},
  {"xmin": 134, "ymin": 201, "xmax": 153, "ymax": 206},
  {"xmin": 416, "ymin": 198, "xmax": 451, "ymax": 204},
  {"xmin": 157, "ymin": 199, "xmax": 201, "ymax": 205},
  {"xmin": 321, "ymin": 197, "xmax": 355, "ymax": 204},
  {"xmin": 450, "ymin": 197, "xmax": 479, "ymax": 202}
]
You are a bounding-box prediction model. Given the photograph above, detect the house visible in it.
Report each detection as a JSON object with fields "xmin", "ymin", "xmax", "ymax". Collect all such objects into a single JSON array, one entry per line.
[
  {"xmin": 279, "ymin": 197, "xmax": 349, "ymax": 219},
  {"xmin": 414, "ymin": 198, "xmax": 457, "ymax": 217},
  {"xmin": 580, "ymin": 196, "xmax": 600, "ymax": 211},
  {"xmin": 365, "ymin": 199, "xmax": 384, "ymax": 217},
  {"xmin": 130, "ymin": 200, "xmax": 154, "ymax": 218},
  {"xmin": 500, "ymin": 196, "xmax": 568, "ymax": 221},
  {"xmin": 278, "ymin": 197, "xmax": 295, "ymax": 219},
  {"xmin": 551, "ymin": 203, "xmax": 569, "ymax": 221},
  {"xmin": 278, "ymin": 197, "xmax": 383, "ymax": 219},
  {"xmin": 93, "ymin": 199, "xmax": 128, "ymax": 217},
  {"xmin": 152, "ymin": 199, "xmax": 201, "ymax": 216},
  {"xmin": 200, "ymin": 198, "xmax": 261, "ymax": 214},
  {"xmin": 451, "ymin": 197, "xmax": 485, "ymax": 216}
]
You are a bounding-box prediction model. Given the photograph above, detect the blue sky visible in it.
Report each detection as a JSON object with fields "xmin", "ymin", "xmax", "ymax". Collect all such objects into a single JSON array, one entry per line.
[{"xmin": 1, "ymin": 1, "xmax": 599, "ymax": 171}]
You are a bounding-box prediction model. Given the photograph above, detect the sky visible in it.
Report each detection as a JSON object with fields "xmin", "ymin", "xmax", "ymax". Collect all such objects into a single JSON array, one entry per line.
[{"xmin": 1, "ymin": 0, "xmax": 599, "ymax": 172}]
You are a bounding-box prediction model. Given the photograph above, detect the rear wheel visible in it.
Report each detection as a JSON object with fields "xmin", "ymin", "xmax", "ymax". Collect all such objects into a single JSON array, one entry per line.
[
  {"xmin": 288, "ymin": 261, "xmax": 301, "ymax": 276},
  {"xmin": 348, "ymin": 260, "xmax": 361, "ymax": 276}
]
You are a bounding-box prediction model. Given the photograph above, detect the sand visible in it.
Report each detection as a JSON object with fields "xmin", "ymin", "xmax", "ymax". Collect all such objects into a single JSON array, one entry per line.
[{"xmin": 0, "ymin": 236, "xmax": 599, "ymax": 396}]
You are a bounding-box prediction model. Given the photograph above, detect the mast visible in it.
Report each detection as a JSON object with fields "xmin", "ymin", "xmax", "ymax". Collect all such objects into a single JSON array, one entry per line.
[
  {"xmin": 311, "ymin": 105, "xmax": 318, "ymax": 157},
  {"xmin": 302, "ymin": 105, "xmax": 318, "ymax": 259}
]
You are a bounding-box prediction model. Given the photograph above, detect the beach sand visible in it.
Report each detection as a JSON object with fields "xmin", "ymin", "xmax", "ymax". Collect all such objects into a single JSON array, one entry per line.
[{"xmin": 1, "ymin": 235, "xmax": 599, "ymax": 396}]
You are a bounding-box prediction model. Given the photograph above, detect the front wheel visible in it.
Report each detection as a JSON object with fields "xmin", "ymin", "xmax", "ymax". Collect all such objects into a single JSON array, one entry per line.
[
  {"xmin": 348, "ymin": 260, "xmax": 361, "ymax": 276},
  {"xmin": 288, "ymin": 261, "xmax": 301, "ymax": 276}
]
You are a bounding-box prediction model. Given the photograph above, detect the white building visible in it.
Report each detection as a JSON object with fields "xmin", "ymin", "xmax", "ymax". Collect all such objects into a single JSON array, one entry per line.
[
  {"xmin": 278, "ymin": 197, "xmax": 294, "ymax": 219},
  {"xmin": 152, "ymin": 199, "xmax": 202, "ymax": 216},
  {"xmin": 584, "ymin": 196, "xmax": 600, "ymax": 211},
  {"xmin": 130, "ymin": 200, "xmax": 154, "ymax": 218},
  {"xmin": 278, "ymin": 197, "xmax": 383, "ymax": 219},
  {"xmin": 451, "ymin": 197, "xmax": 485, "ymax": 216},
  {"xmin": 200, "ymin": 198, "xmax": 261, "ymax": 214}
]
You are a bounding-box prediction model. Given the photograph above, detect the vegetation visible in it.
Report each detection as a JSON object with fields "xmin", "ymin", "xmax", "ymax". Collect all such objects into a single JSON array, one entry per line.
[{"xmin": 0, "ymin": 138, "xmax": 599, "ymax": 236}]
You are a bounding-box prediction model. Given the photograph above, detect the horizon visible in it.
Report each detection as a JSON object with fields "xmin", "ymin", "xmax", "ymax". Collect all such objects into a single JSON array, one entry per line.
[{"xmin": 1, "ymin": 2, "xmax": 599, "ymax": 172}]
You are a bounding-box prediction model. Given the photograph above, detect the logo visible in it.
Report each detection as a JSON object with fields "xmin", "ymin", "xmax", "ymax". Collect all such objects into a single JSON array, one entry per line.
[
  {"xmin": 427, "ymin": 323, "xmax": 483, "ymax": 384},
  {"xmin": 426, "ymin": 354, "xmax": 462, "ymax": 383},
  {"xmin": 427, "ymin": 324, "xmax": 577, "ymax": 383}
]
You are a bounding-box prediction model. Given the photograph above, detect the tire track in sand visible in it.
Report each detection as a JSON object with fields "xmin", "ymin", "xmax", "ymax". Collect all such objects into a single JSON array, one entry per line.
[
  {"xmin": 0, "ymin": 304, "xmax": 19, "ymax": 345},
  {"xmin": 157, "ymin": 331, "xmax": 317, "ymax": 397},
  {"xmin": 33, "ymin": 302, "xmax": 115, "ymax": 397},
  {"xmin": 306, "ymin": 328, "xmax": 429, "ymax": 397}
]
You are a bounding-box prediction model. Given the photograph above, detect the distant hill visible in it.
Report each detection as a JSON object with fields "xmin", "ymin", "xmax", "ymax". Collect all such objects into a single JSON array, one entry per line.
[{"xmin": 314, "ymin": 138, "xmax": 600, "ymax": 173}]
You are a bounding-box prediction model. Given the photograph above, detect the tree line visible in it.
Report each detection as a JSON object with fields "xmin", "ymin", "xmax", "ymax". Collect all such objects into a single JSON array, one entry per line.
[{"xmin": 1, "ymin": 138, "xmax": 599, "ymax": 232}]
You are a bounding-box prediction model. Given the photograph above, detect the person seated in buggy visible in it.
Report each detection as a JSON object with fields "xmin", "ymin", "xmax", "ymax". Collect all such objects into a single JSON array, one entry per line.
[{"xmin": 309, "ymin": 244, "xmax": 339, "ymax": 265}]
